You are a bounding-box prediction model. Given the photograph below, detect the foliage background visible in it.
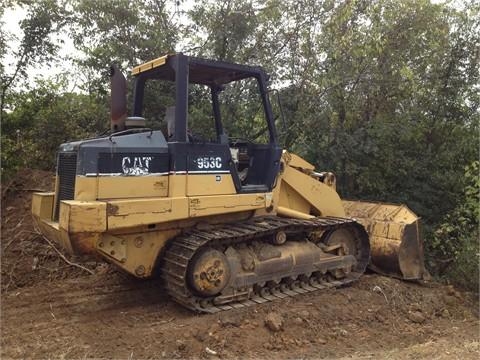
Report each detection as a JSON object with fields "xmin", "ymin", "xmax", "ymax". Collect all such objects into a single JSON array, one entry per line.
[{"xmin": 1, "ymin": 0, "xmax": 478, "ymax": 290}]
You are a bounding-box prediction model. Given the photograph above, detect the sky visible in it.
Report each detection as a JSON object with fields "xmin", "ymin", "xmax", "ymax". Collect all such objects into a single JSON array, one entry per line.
[
  {"xmin": 1, "ymin": 0, "xmax": 194, "ymax": 92},
  {"xmin": 2, "ymin": 5, "xmax": 78, "ymax": 90}
]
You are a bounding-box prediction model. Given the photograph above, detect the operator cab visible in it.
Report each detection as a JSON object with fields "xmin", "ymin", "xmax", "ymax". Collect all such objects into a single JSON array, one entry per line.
[{"xmin": 128, "ymin": 53, "xmax": 282, "ymax": 193}]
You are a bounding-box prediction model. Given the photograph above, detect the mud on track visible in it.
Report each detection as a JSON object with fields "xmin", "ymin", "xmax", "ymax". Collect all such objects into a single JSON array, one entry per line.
[{"xmin": 1, "ymin": 170, "xmax": 479, "ymax": 359}]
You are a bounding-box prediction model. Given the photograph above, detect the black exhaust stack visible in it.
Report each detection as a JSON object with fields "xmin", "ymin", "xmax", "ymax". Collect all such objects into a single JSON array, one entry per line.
[{"xmin": 110, "ymin": 65, "xmax": 127, "ymax": 132}]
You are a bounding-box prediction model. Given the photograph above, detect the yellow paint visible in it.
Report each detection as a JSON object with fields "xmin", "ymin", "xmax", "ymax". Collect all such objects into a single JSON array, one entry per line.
[
  {"xmin": 132, "ymin": 55, "xmax": 168, "ymax": 75},
  {"xmin": 98, "ymin": 234, "xmax": 127, "ymax": 262},
  {"xmin": 31, "ymin": 192, "xmax": 54, "ymax": 220},
  {"xmin": 343, "ymin": 200, "xmax": 425, "ymax": 279},
  {"xmin": 342, "ymin": 200, "xmax": 417, "ymax": 244},
  {"xmin": 270, "ymin": 162, "xmax": 283, "ymax": 211},
  {"xmin": 97, "ymin": 175, "xmax": 169, "ymax": 199},
  {"xmin": 265, "ymin": 192, "xmax": 273, "ymax": 208},
  {"xmin": 278, "ymin": 166, "xmax": 345, "ymax": 217},
  {"xmin": 32, "ymin": 218, "xmax": 74, "ymax": 254},
  {"xmin": 189, "ymin": 193, "xmax": 266, "ymax": 217},
  {"xmin": 168, "ymin": 174, "xmax": 187, "ymax": 197},
  {"xmin": 107, "ymin": 197, "xmax": 189, "ymax": 230},
  {"xmin": 342, "ymin": 200, "xmax": 418, "ymax": 224},
  {"xmin": 285, "ymin": 152, "xmax": 315, "ymax": 170},
  {"xmin": 277, "ymin": 206, "xmax": 314, "ymax": 219},
  {"xmin": 277, "ymin": 181, "xmax": 312, "ymax": 215},
  {"xmin": 52, "ymin": 174, "xmax": 60, "ymax": 220},
  {"xmin": 75, "ymin": 175, "xmax": 169, "ymax": 200},
  {"xmin": 75, "ymin": 177, "xmax": 97, "ymax": 200},
  {"xmin": 59, "ymin": 200, "xmax": 107, "ymax": 233},
  {"xmin": 187, "ymin": 174, "xmax": 236, "ymax": 196},
  {"xmin": 97, "ymin": 229, "xmax": 181, "ymax": 278}
]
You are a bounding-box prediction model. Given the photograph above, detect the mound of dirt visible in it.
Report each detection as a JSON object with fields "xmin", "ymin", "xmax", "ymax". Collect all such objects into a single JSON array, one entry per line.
[{"xmin": 1, "ymin": 169, "xmax": 101, "ymax": 293}]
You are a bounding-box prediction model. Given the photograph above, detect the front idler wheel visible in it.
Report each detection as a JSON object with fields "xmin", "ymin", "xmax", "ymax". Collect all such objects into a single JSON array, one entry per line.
[{"xmin": 323, "ymin": 228, "xmax": 358, "ymax": 278}]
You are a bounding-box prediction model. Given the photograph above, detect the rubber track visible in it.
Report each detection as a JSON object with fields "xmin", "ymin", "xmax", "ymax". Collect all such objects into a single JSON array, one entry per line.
[{"xmin": 161, "ymin": 216, "xmax": 367, "ymax": 313}]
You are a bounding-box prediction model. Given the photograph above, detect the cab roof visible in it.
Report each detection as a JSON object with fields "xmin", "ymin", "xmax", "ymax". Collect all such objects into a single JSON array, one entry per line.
[{"xmin": 131, "ymin": 53, "xmax": 267, "ymax": 87}]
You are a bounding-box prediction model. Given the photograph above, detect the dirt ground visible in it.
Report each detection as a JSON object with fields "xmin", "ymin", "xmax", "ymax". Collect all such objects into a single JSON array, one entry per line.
[{"xmin": 1, "ymin": 170, "xmax": 479, "ymax": 359}]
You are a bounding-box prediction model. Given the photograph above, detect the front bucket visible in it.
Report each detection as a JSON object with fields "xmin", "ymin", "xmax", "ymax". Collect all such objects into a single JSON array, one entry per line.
[{"xmin": 342, "ymin": 200, "xmax": 426, "ymax": 280}]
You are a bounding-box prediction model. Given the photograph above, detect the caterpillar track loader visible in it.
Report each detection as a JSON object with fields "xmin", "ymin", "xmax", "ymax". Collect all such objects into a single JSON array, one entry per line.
[{"xmin": 32, "ymin": 54, "xmax": 426, "ymax": 312}]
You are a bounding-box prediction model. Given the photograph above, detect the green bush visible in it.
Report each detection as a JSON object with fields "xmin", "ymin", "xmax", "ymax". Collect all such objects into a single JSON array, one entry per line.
[
  {"xmin": 428, "ymin": 161, "xmax": 479, "ymax": 291},
  {"xmin": 1, "ymin": 81, "xmax": 108, "ymax": 179}
]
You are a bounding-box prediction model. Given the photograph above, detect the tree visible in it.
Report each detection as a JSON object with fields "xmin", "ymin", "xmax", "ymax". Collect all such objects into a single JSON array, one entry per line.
[
  {"xmin": 0, "ymin": 0, "xmax": 66, "ymax": 122},
  {"xmin": 65, "ymin": 0, "xmax": 179, "ymax": 128},
  {"xmin": 68, "ymin": 0, "xmax": 178, "ymax": 93},
  {"xmin": 290, "ymin": 0, "xmax": 479, "ymax": 225},
  {"xmin": 1, "ymin": 78, "xmax": 107, "ymax": 176},
  {"xmin": 429, "ymin": 161, "xmax": 480, "ymax": 291}
]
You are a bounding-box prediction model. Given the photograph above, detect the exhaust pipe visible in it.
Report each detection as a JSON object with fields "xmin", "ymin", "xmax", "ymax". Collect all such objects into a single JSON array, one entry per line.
[{"xmin": 110, "ymin": 64, "xmax": 127, "ymax": 132}]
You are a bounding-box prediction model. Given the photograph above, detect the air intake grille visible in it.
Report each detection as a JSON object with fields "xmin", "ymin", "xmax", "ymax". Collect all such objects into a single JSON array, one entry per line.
[{"xmin": 54, "ymin": 152, "xmax": 77, "ymax": 220}]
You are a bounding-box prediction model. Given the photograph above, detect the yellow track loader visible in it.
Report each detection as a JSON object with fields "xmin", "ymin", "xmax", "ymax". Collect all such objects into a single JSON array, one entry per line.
[{"xmin": 32, "ymin": 54, "xmax": 426, "ymax": 312}]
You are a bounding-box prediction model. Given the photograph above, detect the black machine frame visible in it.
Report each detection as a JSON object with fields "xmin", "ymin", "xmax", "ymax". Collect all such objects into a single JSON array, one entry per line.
[
  {"xmin": 132, "ymin": 53, "xmax": 278, "ymax": 144},
  {"xmin": 131, "ymin": 53, "xmax": 282, "ymax": 193}
]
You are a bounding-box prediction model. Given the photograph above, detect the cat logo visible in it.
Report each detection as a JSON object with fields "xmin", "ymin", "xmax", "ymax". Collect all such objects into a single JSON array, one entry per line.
[{"xmin": 122, "ymin": 156, "xmax": 152, "ymax": 175}]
